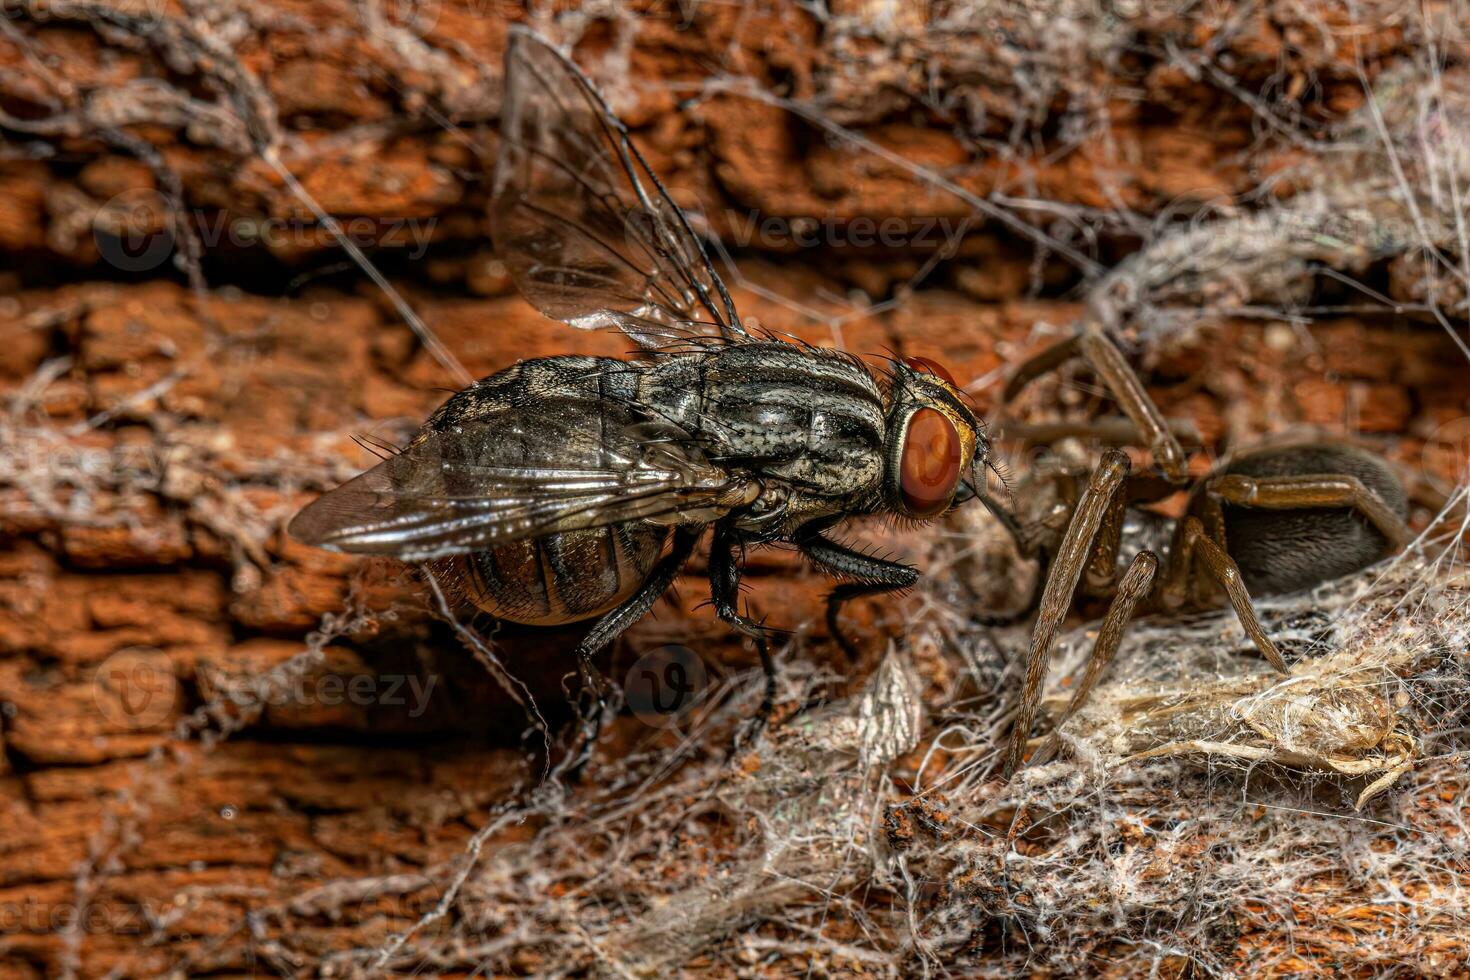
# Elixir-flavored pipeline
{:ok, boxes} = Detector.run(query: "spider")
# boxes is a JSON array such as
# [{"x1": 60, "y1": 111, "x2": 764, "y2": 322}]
[{"x1": 992, "y1": 320, "x2": 1413, "y2": 776}]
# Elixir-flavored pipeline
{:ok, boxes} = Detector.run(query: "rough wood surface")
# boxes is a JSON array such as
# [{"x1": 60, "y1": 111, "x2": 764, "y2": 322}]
[{"x1": 1, "y1": 2, "x2": 1468, "y2": 976}]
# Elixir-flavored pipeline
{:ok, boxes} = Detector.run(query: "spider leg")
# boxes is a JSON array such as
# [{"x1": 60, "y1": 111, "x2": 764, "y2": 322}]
[
  {"x1": 1004, "y1": 332, "x2": 1082, "y2": 398},
  {"x1": 796, "y1": 526, "x2": 919, "y2": 661},
  {"x1": 1157, "y1": 470, "x2": 1409, "y2": 674},
  {"x1": 1001, "y1": 416, "x2": 1202, "y2": 451},
  {"x1": 1084, "y1": 464, "x2": 1129, "y2": 595},
  {"x1": 709, "y1": 521, "x2": 776, "y2": 746},
  {"x1": 1207, "y1": 473, "x2": 1412, "y2": 549},
  {"x1": 558, "y1": 526, "x2": 701, "y2": 776},
  {"x1": 1005, "y1": 448, "x2": 1133, "y2": 777},
  {"x1": 1193, "y1": 477, "x2": 1232, "y2": 607},
  {"x1": 1164, "y1": 516, "x2": 1288, "y2": 674},
  {"x1": 1027, "y1": 549, "x2": 1158, "y2": 768},
  {"x1": 1004, "y1": 319, "x2": 1187, "y2": 483}
]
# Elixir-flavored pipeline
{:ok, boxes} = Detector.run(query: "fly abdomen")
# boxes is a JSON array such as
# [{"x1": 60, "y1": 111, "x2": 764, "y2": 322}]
[{"x1": 459, "y1": 523, "x2": 667, "y2": 625}]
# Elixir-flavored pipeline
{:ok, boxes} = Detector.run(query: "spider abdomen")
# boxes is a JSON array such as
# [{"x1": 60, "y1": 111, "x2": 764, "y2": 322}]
[{"x1": 1217, "y1": 444, "x2": 1407, "y2": 596}]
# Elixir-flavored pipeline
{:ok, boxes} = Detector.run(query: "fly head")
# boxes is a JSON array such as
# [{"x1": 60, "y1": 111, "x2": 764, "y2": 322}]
[{"x1": 882, "y1": 356, "x2": 992, "y2": 520}]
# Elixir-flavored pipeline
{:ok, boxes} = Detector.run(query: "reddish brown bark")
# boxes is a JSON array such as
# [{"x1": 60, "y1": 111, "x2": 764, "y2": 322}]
[{"x1": 1, "y1": 2, "x2": 1467, "y2": 976}]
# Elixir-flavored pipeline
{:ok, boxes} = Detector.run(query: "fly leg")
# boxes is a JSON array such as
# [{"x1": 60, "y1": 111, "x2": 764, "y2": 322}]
[
  {"x1": 709, "y1": 522, "x2": 776, "y2": 749},
  {"x1": 796, "y1": 524, "x2": 920, "y2": 660},
  {"x1": 557, "y1": 526, "x2": 701, "y2": 778}
]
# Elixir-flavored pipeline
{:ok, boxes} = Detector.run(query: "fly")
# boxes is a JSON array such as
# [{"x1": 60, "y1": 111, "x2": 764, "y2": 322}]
[{"x1": 289, "y1": 27, "x2": 995, "y2": 756}]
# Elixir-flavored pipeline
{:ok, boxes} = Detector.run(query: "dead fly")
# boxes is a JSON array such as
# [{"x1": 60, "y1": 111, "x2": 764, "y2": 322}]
[{"x1": 289, "y1": 28, "x2": 996, "y2": 756}]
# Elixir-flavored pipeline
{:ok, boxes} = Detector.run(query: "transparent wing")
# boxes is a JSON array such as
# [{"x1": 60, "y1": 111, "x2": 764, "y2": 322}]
[
  {"x1": 491, "y1": 26, "x2": 747, "y2": 348},
  {"x1": 289, "y1": 422, "x2": 748, "y2": 562}
]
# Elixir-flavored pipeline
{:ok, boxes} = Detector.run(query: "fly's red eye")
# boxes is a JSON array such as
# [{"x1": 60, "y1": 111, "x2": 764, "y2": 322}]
[
  {"x1": 903, "y1": 356, "x2": 956, "y2": 387},
  {"x1": 900, "y1": 408, "x2": 962, "y2": 517}
]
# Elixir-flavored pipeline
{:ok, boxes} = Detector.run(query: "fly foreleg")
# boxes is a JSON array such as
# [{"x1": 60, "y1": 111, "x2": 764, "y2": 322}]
[{"x1": 796, "y1": 525, "x2": 919, "y2": 660}]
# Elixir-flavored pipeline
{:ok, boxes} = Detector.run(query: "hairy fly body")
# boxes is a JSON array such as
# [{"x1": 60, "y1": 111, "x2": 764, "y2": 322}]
[
  {"x1": 289, "y1": 28, "x2": 993, "y2": 753},
  {"x1": 387, "y1": 344, "x2": 909, "y2": 625}
]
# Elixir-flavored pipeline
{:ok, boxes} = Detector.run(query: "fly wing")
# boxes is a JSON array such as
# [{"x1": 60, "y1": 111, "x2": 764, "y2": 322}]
[
  {"x1": 289, "y1": 418, "x2": 749, "y2": 562},
  {"x1": 491, "y1": 27, "x2": 747, "y2": 348}
]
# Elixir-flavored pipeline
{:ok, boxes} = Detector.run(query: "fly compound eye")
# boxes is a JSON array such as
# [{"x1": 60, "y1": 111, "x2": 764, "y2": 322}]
[
  {"x1": 900, "y1": 408, "x2": 962, "y2": 517},
  {"x1": 903, "y1": 355, "x2": 957, "y2": 387}
]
